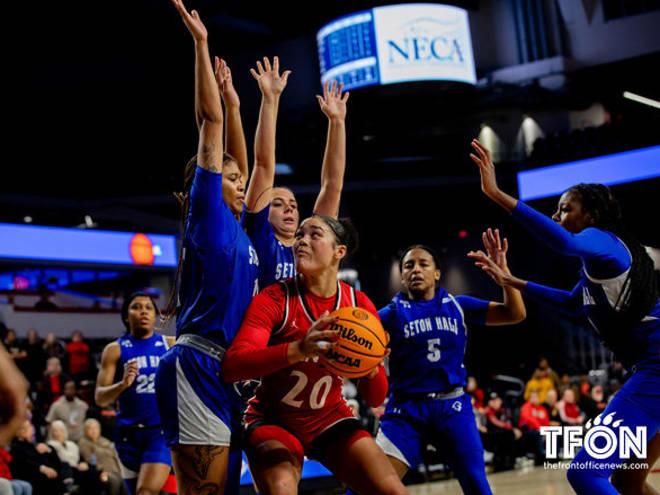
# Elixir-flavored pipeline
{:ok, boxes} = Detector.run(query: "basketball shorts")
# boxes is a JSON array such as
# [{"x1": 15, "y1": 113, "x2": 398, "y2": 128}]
[{"x1": 115, "y1": 424, "x2": 172, "y2": 479}]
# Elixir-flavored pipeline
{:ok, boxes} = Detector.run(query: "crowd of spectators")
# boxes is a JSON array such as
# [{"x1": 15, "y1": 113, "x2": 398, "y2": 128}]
[{"x1": 0, "y1": 326, "x2": 125, "y2": 495}]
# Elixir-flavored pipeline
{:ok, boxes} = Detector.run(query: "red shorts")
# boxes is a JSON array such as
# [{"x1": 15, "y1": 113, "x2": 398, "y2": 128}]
[{"x1": 244, "y1": 400, "x2": 363, "y2": 458}]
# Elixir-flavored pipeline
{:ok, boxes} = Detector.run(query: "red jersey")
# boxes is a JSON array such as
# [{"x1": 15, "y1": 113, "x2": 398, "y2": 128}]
[
  {"x1": 66, "y1": 340, "x2": 90, "y2": 375},
  {"x1": 223, "y1": 277, "x2": 387, "y2": 450}
]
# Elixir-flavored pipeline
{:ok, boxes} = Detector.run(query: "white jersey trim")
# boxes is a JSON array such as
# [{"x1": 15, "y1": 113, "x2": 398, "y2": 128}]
[
  {"x1": 376, "y1": 429, "x2": 411, "y2": 468},
  {"x1": 446, "y1": 294, "x2": 468, "y2": 337}
]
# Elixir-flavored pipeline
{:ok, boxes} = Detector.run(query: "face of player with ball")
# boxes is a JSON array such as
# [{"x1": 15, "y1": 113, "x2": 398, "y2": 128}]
[
  {"x1": 401, "y1": 248, "x2": 440, "y2": 302},
  {"x1": 293, "y1": 217, "x2": 346, "y2": 280}
]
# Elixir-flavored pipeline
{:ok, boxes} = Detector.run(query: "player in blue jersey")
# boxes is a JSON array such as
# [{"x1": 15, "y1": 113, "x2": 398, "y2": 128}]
[
  {"x1": 469, "y1": 139, "x2": 660, "y2": 495},
  {"x1": 354, "y1": 232, "x2": 525, "y2": 495},
  {"x1": 245, "y1": 57, "x2": 349, "y2": 288},
  {"x1": 154, "y1": 2, "x2": 260, "y2": 494},
  {"x1": 95, "y1": 292, "x2": 174, "y2": 495}
]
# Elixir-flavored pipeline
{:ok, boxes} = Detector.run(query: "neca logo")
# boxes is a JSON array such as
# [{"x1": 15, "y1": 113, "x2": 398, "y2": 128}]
[{"x1": 541, "y1": 412, "x2": 647, "y2": 460}]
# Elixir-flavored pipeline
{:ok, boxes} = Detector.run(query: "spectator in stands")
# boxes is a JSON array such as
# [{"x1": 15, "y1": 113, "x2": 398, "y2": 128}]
[
  {"x1": 45, "y1": 380, "x2": 88, "y2": 442},
  {"x1": 542, "y1": 389, "x2": 561, "y2": 426},
  {"x1": 34, "y1": 291, "x2": 57, "y2": 311},
  {"x1": 559, "y1": 373, "x2": 581, "y2": 401},
  {"x1": 557, "y1": 389, "x2": 584, "y2": 426},
  {"x1": 65, "y1": 331, "x2": 91, "y2": 382},
  {"x1": 524, "y1": 368, "x2": 554, "y2": 403},
  {"x1": 466, "y1": 376, "x2": 485, "y2": 409},
  {"x1": 518, "y1": 390, "x2": 548, "y2": 465},
  {"x1": 483, "y1": 392, "x2": 520, "y2": 471},
  {"x1": 538, "y1": 357, "x2": 561, "y2": 391},
  {"x1": 579, "y1": 385, "x2": 607, "y2": 421},
  {"x1": 578, "y1": 374, "x2": 591, "y2": 399},
  {"x1": 36, "y1": 357, "x2": 71, "y2": 419},
  {"x1": 3, "y1": 330, "x2": 26, "y2": 368},
  {"x1": 1, "y1": 445, "x2": 33, "y2": 495},
  {"x1": 78, "y1": 419, "x2": 126, "y2": 495},
  {"x1": 43, "y1": 333, "x2": 66, "y2": 361},
  {"x1": 47, "y1": 420, "x2": 102, "y2": 495},
  {"x1": 9, "y1": 420, "x2": 66, "y2": 494},
  {"x1": 22, "y1": 330, "x2": 46, "y2": 384}
]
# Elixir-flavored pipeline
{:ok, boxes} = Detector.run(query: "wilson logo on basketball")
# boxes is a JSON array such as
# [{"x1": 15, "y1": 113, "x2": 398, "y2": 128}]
[
  {"x1": 329, "y1": 322, "x2": 373, "y2": 351},
  {"x1": 325, "y1": 349, "x2": 361, "y2": 368},
  {"x1": 351, "y1": 309, "x2": 369, "y2": 320}
]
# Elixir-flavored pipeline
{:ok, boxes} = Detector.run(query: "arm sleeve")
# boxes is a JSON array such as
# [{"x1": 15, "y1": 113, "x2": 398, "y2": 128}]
[
  {"x1": 187, "y1": 166, "x2": 239, "y2": 249},
  {"x1": 455, "y1": 295, "x2": 490, "y2": 326},
  {"x1": 222, "y1": 285, "x2": 290, "y2": 382},
  {"x1": 512, "y1": 201, "x2": 624, "y2": 260},
  {"x1": 357, "y1": 365, "x2": 388, "y2": 408},
  {"x1": 524, "y1": 281, "x2": 585, "y2": 316}
]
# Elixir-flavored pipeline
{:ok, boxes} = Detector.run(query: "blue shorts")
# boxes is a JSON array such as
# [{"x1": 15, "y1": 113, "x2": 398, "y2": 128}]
[
  {"x1": 115, "y1": 424, "x2": 172, "y2": 479},
  {"x1": 377, "y1": 392, "x2": 487, "y2": 473},
  {"x1": 155, "y1": 342, "x2": 243, "y2": 447}
]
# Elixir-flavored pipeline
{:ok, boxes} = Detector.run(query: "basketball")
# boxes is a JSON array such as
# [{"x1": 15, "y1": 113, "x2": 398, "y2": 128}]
[{"x1": 320, "y1": 306, "x2": 389, "y2": 378}]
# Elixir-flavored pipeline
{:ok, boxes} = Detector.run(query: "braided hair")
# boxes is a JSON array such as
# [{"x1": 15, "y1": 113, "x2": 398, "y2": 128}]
[
  {"x1": 568, "y1": 183, "x2": 659, "y2": 353},
  {"x1": 164, "y1": 153, "x2": 237, "y2": 325}
]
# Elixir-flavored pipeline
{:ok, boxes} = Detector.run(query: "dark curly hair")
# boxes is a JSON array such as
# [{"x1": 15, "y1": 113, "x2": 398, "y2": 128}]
[{"x1": 121, "y1": 291, "x2": 159, "y2": 333}]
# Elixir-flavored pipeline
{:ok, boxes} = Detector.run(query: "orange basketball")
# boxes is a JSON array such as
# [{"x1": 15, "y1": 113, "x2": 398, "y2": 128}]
[{"x1": 320, "y1": 306, "x2": 389, "y2": 378}]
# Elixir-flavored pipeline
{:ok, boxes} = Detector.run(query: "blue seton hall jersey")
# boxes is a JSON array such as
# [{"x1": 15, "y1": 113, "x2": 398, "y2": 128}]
[
  {"x1": 513, "y1": 201, "x2": 660, "y2": 368},
  {"x1": 117, "y1": 332, "x2": 170, "y2": 427},
  {"x1": 379, "y1": 287, "x2": 489, "y2": 396},
  {"x1": 245, "y1": 204, "x2": 295, "y2": 290},
  {"x1": 176, "y1": 167, "x2": 260, "y2": 348}
]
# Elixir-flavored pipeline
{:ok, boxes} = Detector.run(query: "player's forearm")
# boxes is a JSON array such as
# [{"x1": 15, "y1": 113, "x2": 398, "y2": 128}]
[
  {"x1": 94, "y1": 382, "x2": 128, "y2": 408},
  {"x1": 500, "y1": 284, "x2": 526, "y2": 324},
  {"x1": 254, "y1": 96, "x2": 279, "y2": 169},
  {"x1": 195, "y1": 41, "x2": 223, "y2": 124},
  {"x1": 224, "y1": 105, "x2": 248, "y2": 178},
  {"x1": 314, "y1": 118, "x2": 346, "y2": 218},
  {"x1": 222, "y1": 341, "x2": 291, "y2": 382},
  {"x1": 358, "y1": 365, "x2": 388, "y2": 407}
]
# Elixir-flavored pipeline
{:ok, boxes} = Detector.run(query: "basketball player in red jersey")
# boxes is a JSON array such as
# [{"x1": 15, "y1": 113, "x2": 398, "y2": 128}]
[{"x1": 223, "y1": 215, "x2": 408, "y2": 495}]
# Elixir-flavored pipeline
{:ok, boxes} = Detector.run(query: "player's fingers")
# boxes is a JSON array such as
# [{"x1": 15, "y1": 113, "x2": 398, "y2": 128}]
[
  {"x1": 342, "y1": 91, "x2": 350, "y2": 102},
  {"x1": 273, "y1": 56, "x2": 279, "y2": 73},
  {"x1": 469, "y1": 154, "x2": 483, "y2": 168},
  {"x1": 337, "y1": 82, "x2": 344, "y2": 97},
  {"x1": 263, "y1": 56, "x2": 272, "y2": 72},
  {"x1": 249, "y1": 68, "x2": 259, "y2": 80},
  {"x1": 330, "y1": 80, "x2": 337, "y2": 97},
  {"x1": 313, "y1": 330, "x2": 340, "y2": 341},
  {"x1": 323, "y1": 80, "x2": 329, "y2": 99},
  {"x1": 282, "y1": 70, "x2": 291, "y2": 85},
  {"x1": 503, "y1": 237, "x2": 509, "y2": 252},
  {"x1": 256, "y1": 60, "x2": 264, "y2": 74}
]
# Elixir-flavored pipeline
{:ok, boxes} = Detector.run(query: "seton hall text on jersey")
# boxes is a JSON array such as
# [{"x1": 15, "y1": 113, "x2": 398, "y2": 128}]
[
  {"x1": 128, "y1": 355, "x2": 161, "y2": 369},
  {"x1": 403, "y1": 316, "x2": 458, "y2": 338}
]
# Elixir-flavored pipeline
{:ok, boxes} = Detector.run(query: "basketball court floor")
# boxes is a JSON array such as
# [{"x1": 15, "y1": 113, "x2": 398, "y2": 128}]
[{"x1": 407, "y1": 465, "x2": 660, "y2": 494}]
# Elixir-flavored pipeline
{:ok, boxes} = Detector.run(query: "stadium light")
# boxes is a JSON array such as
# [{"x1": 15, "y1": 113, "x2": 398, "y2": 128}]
[{"x1": 623, "y1": 91, "x2": 660, "y2": 110}]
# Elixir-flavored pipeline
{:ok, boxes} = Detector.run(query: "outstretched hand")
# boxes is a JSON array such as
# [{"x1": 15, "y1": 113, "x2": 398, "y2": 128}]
[
  {"x1": 482, "y1": 228, "x2": 509, "y2": 271},
  {"x1": 250, "y1": 56, "x2": 291, "y2": 100},
  {"x1": 171, "y1": 0, "x2": 207, "y2": 43},
  {"x1": 469, "y1": 139, "x2": 502, "y2": 200},
  {"x1": 215, "y1": 57, "x2": 240, "y2": 108},
  {"x1": 317, "y1": 81, "x2": 349, "y2": 121}
]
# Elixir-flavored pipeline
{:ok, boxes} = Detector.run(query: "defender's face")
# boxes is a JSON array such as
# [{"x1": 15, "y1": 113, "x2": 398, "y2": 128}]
[{"x1": 401, "y1": 249, "x2": 440, "y2": 298}]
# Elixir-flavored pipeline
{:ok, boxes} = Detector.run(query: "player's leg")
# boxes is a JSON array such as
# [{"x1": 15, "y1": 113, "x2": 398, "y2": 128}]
[
  {"x1": 611, "y1": 431, "x2": 660, "y2": 495},
  {"x1": 244, "y1": 424, "x2": 304, "y2": 495},
  {"x1": 156, "y1": 345, "x2": 235, "y2": 495},
  {"x1": 115, "y1": 428, "x2": 140, "y2": 495},
  {"x1": 135, "y1": 426, "x2": 173, "y2": 495},
  {"x1": 135, "y1": 463, "x2": 171, "y2": 495},
  {"x1": 317, "y1": 420, "x2": 408, "y2": 495},
  {"x1": 567, "y1": 367, "x2": 660, "y2": 495},
  {"x1": 433, "y1": 395, "x2": 492, "y2": 495}
]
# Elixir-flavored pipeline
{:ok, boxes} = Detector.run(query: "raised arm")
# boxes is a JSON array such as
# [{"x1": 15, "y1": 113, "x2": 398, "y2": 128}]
[
  {"x1": 216, "y1": 57, "x2": 248, "y2": 180},
  {"x1": 313, "y1": 81, "x2": 349, "y2": 218},
  {"x1": 468, "y1": 230, "x2": 584, "y2": 317},
  {"x1": 94, "y1": 343, "x2": 138, "y2": 407},
  {"x1": 172, "y1": 0, "x2": 223, "y2": 173},
  {"x1": 245, "y1": 56, "x2": 291, "y2": 213},
  {"x1": 469, "y1": 139, "x2": 518, "y2": 212},
  {"x1": 0, "y1": 342, "x2": 28, "y2": 445}
]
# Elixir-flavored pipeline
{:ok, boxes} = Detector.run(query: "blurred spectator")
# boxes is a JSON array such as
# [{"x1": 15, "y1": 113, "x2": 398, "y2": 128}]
[
  {"x1": 524, "y1": 368, "x2": 554, "y2": 403},
  {"x1": 578, "y1": 374, "x2": 591, "y2": 399},
  {"x1": 47, "y1": 420, "x2": 103, "y2": 495},
  {"x1": 9, "y1": 420, "x2": 66, "y2": 494},
  {"x1": 65, "y1": 331, "x2": 91, "y2": 382},
  {"x1": 3, "y1": 330, "x2": 27, "y2": 367},
  {"x1": 609, "y1": 361, "x2": 626, "y2": 383},
  {"x1": 538, "y1": 357, "x2": 561, "y2": 391},
  {"x1": 22, "y1": 330, "x2": 46, "y2": 384},
  {"x1": 44, "y1": 333, "x2": 66, "y2": 361},
  {"x1": 557, "y1": 389, "x2": 584, "y2": 426},
  {"x1": 559, "y1": 374, "x2": 580, "y2": 401},
  {"x1": 542, "y1": 389, "x2": 562, "y2": 426},
  {"x1": 1, "y1": 445, "x2": 33, "y2": 495},
  {"x1": 466, "y1": 376, "x2": 485, "y2": 409},
  {"x1": 45, "y1": 381, "x2": 88, "y2": 442},
  {"x1": 518, "y1": 390, "x2": 548, "y2": 465},
  {"x1": 36, "y1": 358, "x2": 71, "y2": 418},
  {"x1": 78, "y1": 419, "x2": 126, "y2": 495},
  {"x1": 580, "y1": 385, "x2": 608, "y2": 420},
  {"x1": 483, "y1": 392, "x2": 520, "y2": 471},
  {"x1": 34, "y1": 291, "x2": 57, "y2": 311}
]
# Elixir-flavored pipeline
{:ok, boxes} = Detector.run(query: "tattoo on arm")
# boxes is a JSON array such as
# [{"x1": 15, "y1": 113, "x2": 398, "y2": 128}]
[{"x1": 200, "y1": 143, "x2": 219, "y2": 173}]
